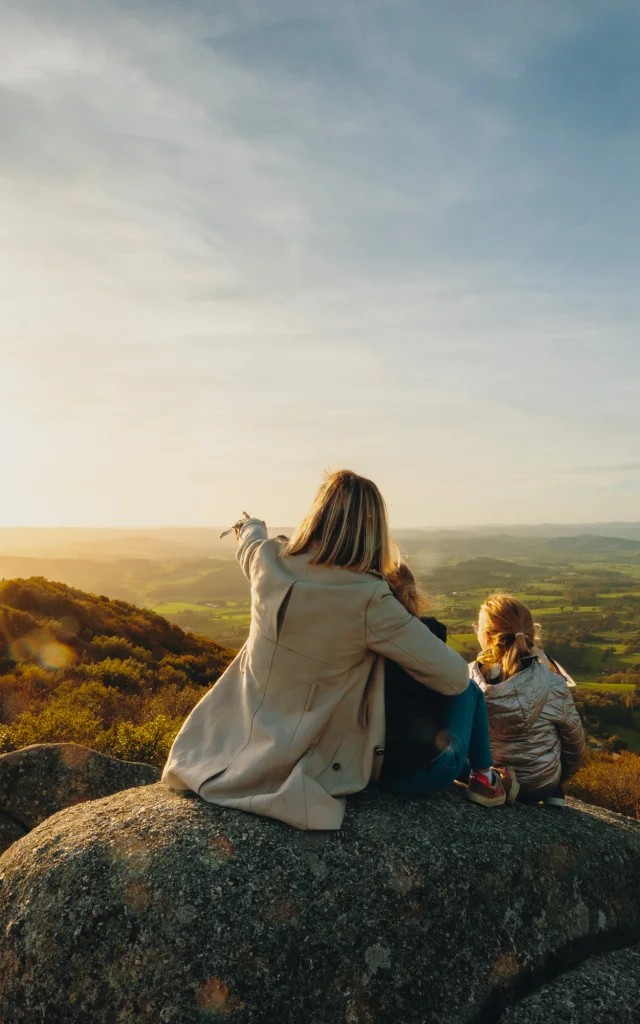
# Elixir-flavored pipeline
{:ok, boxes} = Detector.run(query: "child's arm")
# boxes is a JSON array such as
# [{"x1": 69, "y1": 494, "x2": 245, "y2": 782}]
[{"x1": 556, "y1": 689, "x2": 586, "y2": 780}]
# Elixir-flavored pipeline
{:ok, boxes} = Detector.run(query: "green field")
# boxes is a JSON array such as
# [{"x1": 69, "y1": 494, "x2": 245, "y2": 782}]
[
  {"x1": 577, "y1": 682, "x2": 636, "y2": 694},
  {"x1": 153, "y1": 601, "x2": 216, "y2": 614},
  {"x1": 152, "y1": 600, "x2": 252, "y2": 648},
  {"x1": 427, "y1": 556, "x2": 640, "y2": 685},
  {"x1": 146, "y1": 552, "x2": 640, "y2": 692}
]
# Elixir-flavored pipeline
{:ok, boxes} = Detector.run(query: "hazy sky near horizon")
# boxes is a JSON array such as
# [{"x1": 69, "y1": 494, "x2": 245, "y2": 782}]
[{"x1": 2, "y1": 0, "x2": 639, "y2": 528}]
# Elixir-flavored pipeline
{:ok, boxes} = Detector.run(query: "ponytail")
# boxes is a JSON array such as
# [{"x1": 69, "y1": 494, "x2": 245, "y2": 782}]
[
  {"x1": 476, "y1": 595, "x2": 539, "y2": 682},
  {"x1": 500, "y1": 629, "x2": 534, "y2": 681}
]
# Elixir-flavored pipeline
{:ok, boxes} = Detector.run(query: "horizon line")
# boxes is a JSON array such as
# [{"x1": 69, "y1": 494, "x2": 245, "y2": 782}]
[{"x1": 0, "y1": 522, "x2": 639, "y2": 532}]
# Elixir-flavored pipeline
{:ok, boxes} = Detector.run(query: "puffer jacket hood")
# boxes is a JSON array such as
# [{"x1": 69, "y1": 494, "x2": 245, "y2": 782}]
[{"x1": 469, "y1": 655, "x2": 585, "y2": 792}]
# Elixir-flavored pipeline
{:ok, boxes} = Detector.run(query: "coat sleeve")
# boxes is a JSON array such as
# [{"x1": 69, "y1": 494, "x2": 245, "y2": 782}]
[
  {"x1": 365, "y1": 581, "x2": 469, "y2": 695},
  {"x1": 236, "y1": 519, "x2": 268, "y2": 581},
  {"x1": 557, "y1": 689, "x2": 586, "y2": 780}
]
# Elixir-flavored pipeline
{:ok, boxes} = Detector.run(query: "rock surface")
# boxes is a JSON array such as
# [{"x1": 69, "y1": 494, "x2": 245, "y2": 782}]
[
  {"x1": 0, "y1": 811, "x2": 27, "y2": 855},
  {"x1": 501, "y1": 943, "x2": 640, "y2": 1023},
  {"x1": 1, "y1": 785, "x2": 640, "y2": 1024},
  {"x1": 0, "y1": 743, "x2": 160, "y2": 831}
]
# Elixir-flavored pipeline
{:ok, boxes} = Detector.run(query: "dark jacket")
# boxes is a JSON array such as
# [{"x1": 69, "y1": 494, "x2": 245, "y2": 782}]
[{"x1": 381, "y1": 616, "x2": 453, "y2": 776}]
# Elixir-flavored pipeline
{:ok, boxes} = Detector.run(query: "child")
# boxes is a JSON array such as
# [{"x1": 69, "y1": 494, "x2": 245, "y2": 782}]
[
  {"x1": 470, "y1": 594, "x2": 585, "y2": 806},
  {"x1": 380, "y1": 564, "x2": 518, "y2": 807}
]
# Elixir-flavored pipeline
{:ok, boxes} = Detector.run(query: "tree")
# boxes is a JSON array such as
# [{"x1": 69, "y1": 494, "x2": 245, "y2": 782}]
[{"x1": 601, "y1": 646, "x2": 616, "y2": 666}]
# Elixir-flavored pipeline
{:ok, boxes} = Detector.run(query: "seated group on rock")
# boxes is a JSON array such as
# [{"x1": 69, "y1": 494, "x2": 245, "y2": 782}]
[{"x1": 163, "y1": 470, "x2": 585, "y2": 831}]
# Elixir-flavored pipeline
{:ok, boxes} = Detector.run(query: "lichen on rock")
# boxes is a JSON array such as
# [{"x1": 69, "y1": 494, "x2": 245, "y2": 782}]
[{"x1": 1, "y1": 782, "x2": 640, "y2": 1023}]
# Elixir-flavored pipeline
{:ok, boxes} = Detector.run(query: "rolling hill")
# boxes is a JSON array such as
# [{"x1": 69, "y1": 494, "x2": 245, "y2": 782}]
[{"x1": 0, "y1": 577, "x2": 235, "y2": 766}]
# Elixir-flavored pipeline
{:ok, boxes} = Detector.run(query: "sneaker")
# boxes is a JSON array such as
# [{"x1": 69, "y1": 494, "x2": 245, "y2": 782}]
[
  {"x1": 496, "y1": 766, "x2": 520, "y2": 805},
  {"x1": 466, "y1": 770, "x2": 507, "y2": 807},
  {"x1": 546, "y1": 785, "x2": 565, "y2": 807}
]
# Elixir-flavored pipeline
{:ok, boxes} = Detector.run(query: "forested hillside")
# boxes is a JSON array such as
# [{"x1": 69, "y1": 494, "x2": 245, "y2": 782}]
[{"x1": 0, "y1": 578, "x2": 235, "y2": 766}]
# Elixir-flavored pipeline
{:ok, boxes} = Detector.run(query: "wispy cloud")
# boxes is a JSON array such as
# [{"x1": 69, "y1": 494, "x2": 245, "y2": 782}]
[{"x1": 2, "y1": 0, "x2": 639, "y2": 525}]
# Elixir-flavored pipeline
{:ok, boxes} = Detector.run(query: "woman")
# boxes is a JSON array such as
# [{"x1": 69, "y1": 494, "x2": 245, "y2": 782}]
[
  {"x1": 381, "y1": 564, "x2": 518, "y2": 807},
  {"x1": 163, "y1": 469, "x2": 469, "y2": 830}
]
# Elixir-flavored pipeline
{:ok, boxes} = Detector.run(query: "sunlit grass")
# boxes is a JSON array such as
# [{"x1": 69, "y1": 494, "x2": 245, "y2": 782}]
[{"x1": 577, "y1": 682, "x2": 636, "y2": 693}]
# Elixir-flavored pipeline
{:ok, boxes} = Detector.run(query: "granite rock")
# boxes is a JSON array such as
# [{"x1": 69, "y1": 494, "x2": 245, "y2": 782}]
[
  {"x1": 501, "y1": 943, "x2": 640, "y2": 1023},
  {"x1": 1, "y1": 783, "x2": 640, "y2": 1023},
  {"x1": 0, "y1": 743, "x2": 160, "y2": 831},
  {"x1": 0, "y1": 810, "x2": 27, "y2": 855}
]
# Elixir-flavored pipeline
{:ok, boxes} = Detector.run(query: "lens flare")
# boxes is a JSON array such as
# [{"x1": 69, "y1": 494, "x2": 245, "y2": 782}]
[
  {"x1": 39, "y1": 641, "x2": 73, "y2": 669},
  {"x1": 8, "y1": 629, "x2": 74, "y2": 669}
]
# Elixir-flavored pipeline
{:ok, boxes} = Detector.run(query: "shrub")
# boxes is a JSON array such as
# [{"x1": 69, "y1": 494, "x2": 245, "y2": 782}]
[
  {"x1": 567, "y1": 751, "x2": 640, "y2": 820},
  {"x1": 598, "y1": 670, "x2": 640, "y2": 687},
  {"x1": 89, "y1": 635, "x2": 151, "y2": 664},
  {"x1": 0, "y1": 725, "x2": 15, "y2": 754},
  {"x1": 7, "y1": 703, "x2": 103, "y2": 751},
  {"x1": 87, "y1": 657, "x2": 151, "y2": 694},
  {"x1": 96, "y1": 715, "x2": 182, "y2": 767},
  {"x1": 144, "y1": 683, "x2": 203, "y2": 721}
]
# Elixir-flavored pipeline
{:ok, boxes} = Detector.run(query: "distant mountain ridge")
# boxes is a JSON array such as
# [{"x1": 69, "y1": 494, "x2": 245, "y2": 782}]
[{"x1": 2, "y1": 522, "x2": 640, "y2": 560}]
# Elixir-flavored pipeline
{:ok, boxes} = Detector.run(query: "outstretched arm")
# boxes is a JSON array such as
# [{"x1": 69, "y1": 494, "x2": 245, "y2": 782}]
[
  {"x1": 236, "y1": 518, "x2": 268, "y2": 581},
  {"x1": 365, "y1": 581, "x2": 469, "y2": 695}
]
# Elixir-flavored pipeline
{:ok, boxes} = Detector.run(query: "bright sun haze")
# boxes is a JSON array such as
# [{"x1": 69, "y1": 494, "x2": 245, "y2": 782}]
[{"x1": 2, "y1": 1, "x2": 639, "y2": 528}]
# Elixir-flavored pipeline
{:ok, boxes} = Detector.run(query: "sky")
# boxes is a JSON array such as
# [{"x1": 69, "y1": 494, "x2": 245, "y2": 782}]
[{"x1": 2, "y1": 0, "x2": 639, "y2": 528}]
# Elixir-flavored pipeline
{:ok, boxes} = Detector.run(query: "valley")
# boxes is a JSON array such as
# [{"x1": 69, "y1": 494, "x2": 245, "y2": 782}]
[{"x1": 2, "y1": 525, "x2": 640, "y2": 755}]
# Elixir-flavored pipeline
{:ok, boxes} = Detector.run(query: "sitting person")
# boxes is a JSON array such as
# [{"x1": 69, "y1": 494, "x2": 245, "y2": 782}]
[
  {"x1": 379, "y1": 564, "x2": 518, "y2": 807},
  {"x1": 162, "y1": 470, "x2": 469, "y2": 831},
  {"x1": 470, "y1": 594, "x2": 585, "y2": 807}
]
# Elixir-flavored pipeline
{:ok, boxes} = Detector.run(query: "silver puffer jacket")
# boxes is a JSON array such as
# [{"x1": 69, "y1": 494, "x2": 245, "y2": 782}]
[{"x1": 469, "y1": 657, "x2": 585, "y2": 793}]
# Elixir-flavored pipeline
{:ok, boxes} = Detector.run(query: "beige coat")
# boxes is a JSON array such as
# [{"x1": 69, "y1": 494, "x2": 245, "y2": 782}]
[
  {"x1": 163, "y1": 519, "x2": 469, "y2": 830},
  {"x1": 469, "y1": 657, "x2": 585, "y2": 792}
]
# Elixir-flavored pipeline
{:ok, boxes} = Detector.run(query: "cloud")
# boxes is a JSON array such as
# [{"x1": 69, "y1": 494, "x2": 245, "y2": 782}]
[{"x1": 1, "y1": 0, "x2": 639, "y2": 525}]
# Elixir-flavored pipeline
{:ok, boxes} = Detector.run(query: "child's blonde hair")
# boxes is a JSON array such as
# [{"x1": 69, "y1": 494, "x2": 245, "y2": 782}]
[
  {"x1": 386, "y1": 562, "x2": 429, "y2": 617},
  {"x1": 476, "y1": 593, "x2": 541, "y2": 682}
]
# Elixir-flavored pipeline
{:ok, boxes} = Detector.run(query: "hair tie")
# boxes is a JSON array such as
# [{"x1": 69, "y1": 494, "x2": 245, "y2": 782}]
[{"x1": 515, "y1": 632, "x2": 526, "y2": 639}]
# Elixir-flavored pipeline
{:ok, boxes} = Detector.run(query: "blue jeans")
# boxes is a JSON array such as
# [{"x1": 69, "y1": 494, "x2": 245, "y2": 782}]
[{"x1": 381, "y1": 681, "x2": 493, "y2": 796}]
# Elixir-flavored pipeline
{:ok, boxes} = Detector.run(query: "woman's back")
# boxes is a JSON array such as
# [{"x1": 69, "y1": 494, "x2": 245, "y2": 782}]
[{"x1": 163, "y1": 519, "x2": 469, "y2": 830}]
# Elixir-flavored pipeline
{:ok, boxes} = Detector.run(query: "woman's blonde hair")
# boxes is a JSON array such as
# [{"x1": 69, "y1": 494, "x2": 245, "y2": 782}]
[
  {"x1": 386, "y1": 562, "x2": 429, "y2": 617},
  {"x1": 476, "y1": 593, "x2": 540, "y2": 682},
  {"x1": 284, "y1": 469, "x2": 399, "y2": 576}
]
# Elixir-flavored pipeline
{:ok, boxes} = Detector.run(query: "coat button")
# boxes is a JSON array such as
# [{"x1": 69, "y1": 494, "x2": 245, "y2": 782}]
[
  {"x1": 332, "y1": 762, "x2": 341, "y2": 771},
  {"x1": 374, "y1": 747, "x2": 385, "y2": 756}
]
